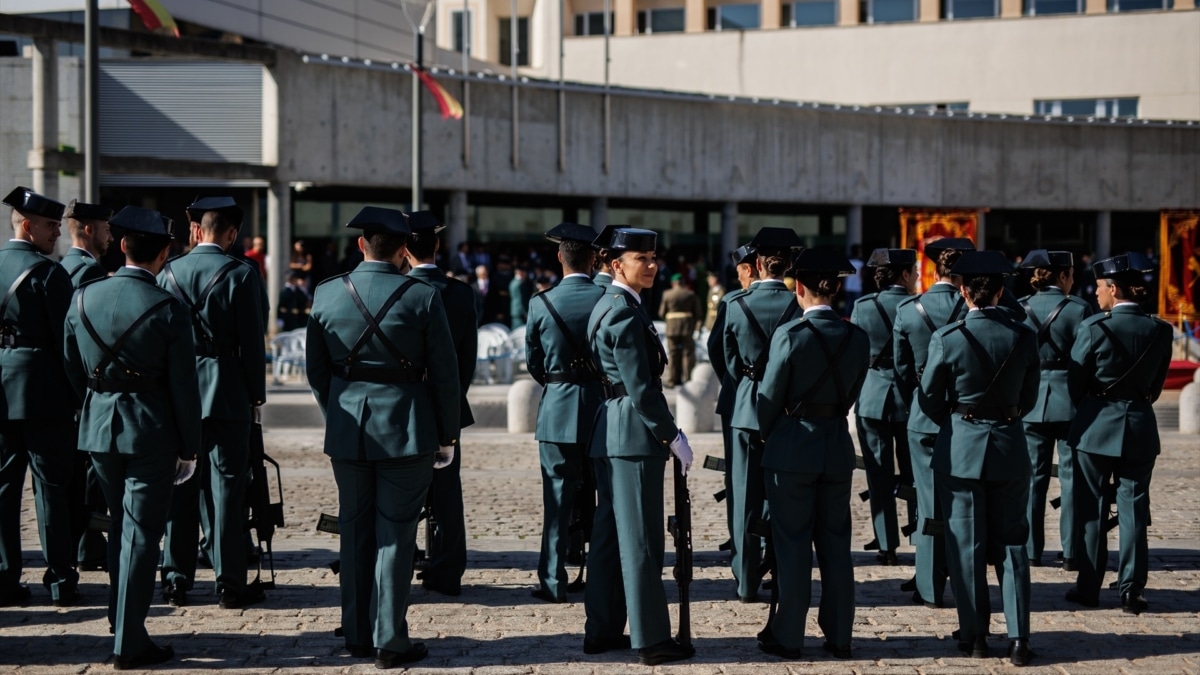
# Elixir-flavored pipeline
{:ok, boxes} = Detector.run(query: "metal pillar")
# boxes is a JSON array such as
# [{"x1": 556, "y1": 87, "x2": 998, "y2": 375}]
[
  {"x1": 84, "y1": 0, "x2": 99, "y2": 201},
  {"x1": 845, "y1": 204, "x2": 863, "y2": 254},
  {"x1": 267, "y1": 182, "x2": 292, "y2": 335},
  {"x1": 448, "y1": 190, "x2": 469, "y2": 256},
  {"x1": 1095, "y1": 211, "x2": 1111, "y2": 259},
  {"x1": 590, "y1": 197, "x2": 608, "y2": 231},
  {"x1": 31, "y1": 38, "x2": 58, "y2": 200},
  {"x1": 721, "y1": 201, "x2": 738, "y2": 267},
  {"x1": 976, "y1": 209, "x2": 987, "y2": 250}
]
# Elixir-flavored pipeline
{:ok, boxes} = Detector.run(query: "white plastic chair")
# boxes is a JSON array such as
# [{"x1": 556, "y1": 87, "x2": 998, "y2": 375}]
[{"x1": 270, "y1": 329, "x2": 307, "y2": 384}]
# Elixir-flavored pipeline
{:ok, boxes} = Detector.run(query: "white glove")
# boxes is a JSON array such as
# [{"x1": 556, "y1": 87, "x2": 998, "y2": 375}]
[
  {"x1": 434, "y1": 445, "x2": 456, "y2": 469},
  {"x1": 173, "y1": 458, "x2": 197, "y2": 485},
  {"x1": 669, "y1": 431, "x2": 693, "y2": 476}
]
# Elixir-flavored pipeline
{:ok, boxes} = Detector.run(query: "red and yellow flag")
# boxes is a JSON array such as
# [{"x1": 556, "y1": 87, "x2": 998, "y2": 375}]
[
  {"x1": 127, "y1": 0, "x2": 180, "y2": 37},
  {"x1": 413, "y1": 65, "x2": 464, "y2": 120},
  {"x1": 899, "y1": 208, "x2": 979, "y2": 292},
  {"x1": 1158, "y1": 210, "x2": 1200, "y2": 322}
]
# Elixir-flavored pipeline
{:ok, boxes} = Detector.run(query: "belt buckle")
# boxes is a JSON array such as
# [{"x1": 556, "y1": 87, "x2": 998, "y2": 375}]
[{"x1": 0, "y1": 333, "x2": 13, "y2": 348}]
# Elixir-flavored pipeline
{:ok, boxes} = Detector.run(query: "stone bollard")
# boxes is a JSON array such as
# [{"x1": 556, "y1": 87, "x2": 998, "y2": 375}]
[
  {"x1": 507, "y1": 378, "x2": 543, "y2": 433},
  {"x1": 1180, "y1": 367, "x2": 1200, "y2": 434},
  {"x1": 675, "y1": 362, "x2": 719, "y2": 434}
]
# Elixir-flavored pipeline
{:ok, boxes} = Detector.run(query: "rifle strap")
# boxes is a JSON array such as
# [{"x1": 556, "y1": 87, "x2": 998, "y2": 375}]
[
  {"x1": 1096, "y1": 319, "x2": 1169, "y2": 398},
  {"x1": 164, "y1": 259, "x2": 242, "y2": 343},
  {"x1": 0, "y1": 259, "x2": 53, "y2": 331},
  {"x1": 537, "y1": 292, "x2": 587, "y2": 366},
  {"x1": 77, "y1": 286, "x2": 173, "y2": 377},
  {"x1": 342, "y1": 276, "x2": 418, "y2": 369}
]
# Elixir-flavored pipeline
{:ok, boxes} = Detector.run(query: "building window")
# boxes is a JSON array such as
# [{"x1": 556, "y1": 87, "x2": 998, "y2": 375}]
[
  {"x1": 499, "y1": 17, "x2": 529, "y2": 66},
  {"x1": 574, "y1": 11, "x2": 612, "y2": 35},
  {"x1": 944, "y1": 0, "x2": 998, "y2": 19},
  {"x1": 783, "y1": 0, "x2": 839, "y2": 25},
  {"x1": 1108, "y1": 0, "x2": 1172, "y2": 9},
  {"x1": 637, "y1": 8, "x2": 686, "y2": 33},
  {"x1": 1034, "y1": 98, "x2": 1139, "y2": 117},
  {"x1": 860, "y1": 0, "x2": 917, "y2": 23},
  {"x1": 706, "y1": 4, "x2": 761, "y2": 30},
  {"x1": 1024, "y1": 0, "x2": 1081, "y2": 13},
  {"x1": 900, "y1": 102, "x2": 970, "y2": 112},
  {"x1": 451, "y1": 10, "x2": 472, "y2": 53}
]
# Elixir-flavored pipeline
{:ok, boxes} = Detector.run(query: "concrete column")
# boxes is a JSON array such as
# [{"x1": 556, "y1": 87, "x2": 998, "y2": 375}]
[
  {"x1": 761, "y1": 0, "x2": 782, "y2": 29},
  {"x1": 845, "y1": 205, "x2": 863, "y2": 255},
  {"x1": 686, "y1": 0, "x2": 706, "y2": 32},
  {"x1": 590, "y1": 197, "x2": 609, "y2": 231},
  {"x1": 1095, "y1": 211, "x2": 1111, "y2": 259},
  {"x1": 31, "y1": 38, "x2": 59, "y2": 200},
  {"x1": 838, "y1": 0, "x2": 859, "y2": 24},
  {"x1": 975, "y1": 209, "x2": 987, "y2": 250},
  {"x1": 1084, "y1": 0, "x2": 1105, "y2": 13},
  {"x1": 267, "y1": 182, "x2": 292, "y2": 336},
  {"x1": 448, "y1": 189, "x2": 469, "y2": 255},
  {"x1": 919, "y1": 0, "x2": 940, "y2": 21},
  {"x1": 720, "y1": 201, "x2": 738, "y2": 269},
  {"x1": 615, "y1": 0, "x2": 634, "y2": 35},
  {"x1": 1000, "y1": 0, "x2": 1022, "y2": 17}
]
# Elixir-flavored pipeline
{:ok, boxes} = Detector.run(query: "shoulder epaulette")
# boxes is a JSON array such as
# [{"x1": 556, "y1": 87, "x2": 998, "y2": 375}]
[
  {"x1": 166, "y1": 253, "x2": 187, "y2": 264},
  {"x1": 936, "y1": 320, "x2": 968, "y2": 337},
  {"x1": 896, "y1": 295, "x2": 920, "y2": 308},
  {"x1": 315, "y1": 272, "x2": 349, "y2": 288},
  {"x1": 856, "y1": 292, "x2": 879, "y2": 304},
  {"x1": 77, "y1": 275, "x2": 108, "y2": 289}
]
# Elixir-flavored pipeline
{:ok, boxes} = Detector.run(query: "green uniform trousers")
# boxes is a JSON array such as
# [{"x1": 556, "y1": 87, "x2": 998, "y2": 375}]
[
  {"x1": 0, "y1": 421, "x2": 79, "y2": 600},
  {"x1": 908, "y1": 430, "x2": 947, "y2": 604},
  {"x1": 937, "y1": 472, "x2": 1031, "y2": 641},
  {"x1": 764, "y1": 468, "x2": 855, "y2": 651},
  {"x1": 68, "y1": 451, "x2": 108, "y2": 567},
  {"x1": 664, "y1": 335, "x2": 695, "y2": 387},
  {"x1": 422, "y1": 439, "x2": 466, "y2": 592},
  {"x1": 584, "y1": 456, "x2": 670, "y2": 650},
  {"x1": 730, "y1": 428, "x2": 766, "y2": 600},
  {"x1": 332, "y1": 454, "x2": 433, "y2": 652},
  {"x1": 720, "y1": 414, "x2": 735, "y2": 554},
  {"x1": 162, "y1": 420, "x2": 251, "y2": 593},
  {"x1": 1024, "y1": 420, "x2": 1076, "y2": 563},
  {"x1": 537, "y1": 440, "x2": 584, "y2": 600},
  {"x1": 856, "y1": 417, "x2": 914, "y2": 553},
  {"x1": 1073, "y1": 451, "x2": 1154, "y2": 598},
  {"x1": 91, "y1": 449, "x2": 176, "y2": 657}
]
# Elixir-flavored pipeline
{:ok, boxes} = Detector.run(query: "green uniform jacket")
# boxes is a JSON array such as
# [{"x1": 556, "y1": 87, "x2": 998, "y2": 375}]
[
  {"x1": 593, "y1": 272, "x2": 613, "y2": 289},
  {"x1": 526, "y1": 275, "x2": 605, "y2": 443},
  {"x1": 1018, "y1": 288, "x2": 1092, "y2": 423},
  {"x1": 758, "y1": 308, "x2": 869, "y2": 474},
  {"x1": 706, "y1": 287, "x2": 748, "y2": 417},
  {"x1": 60, "y1": 247, "x2": 107, "y2": 288},
  {"x1": 0, "y1": 240, "x2": 75, "y2": 419},
  {"x1": 587, "y1": 287, "x2": 676, "y2": 458},
  {"x1": 63, "y1": 268, "x2": 203, "y2": 459},
  {"x1": 894, "y1": 282, "x2": 966, "y2": 434},
  {"x1": 1067, "y1": 304, "x2": 1172, "y2": 459},
  {"x1": 159, "y1": 245, "x2": 266, "y2": 421},
  {"x1": 919, "y1": 308, "x2": 1040, "y2": 481},
  {"x1": 658, "y1": 286, "x2": 701, "y2": 338},
  {"x1": 723, "y1": 280, "x2": 797, "y2": 431},
  {"x1": 408, "y1": 265, "x2": 478, "y2": 428},
  {"x1": 306, "y1": 262, "x2": 461, "y2": 458},
  {"x1": 851, "y1": 287, "x2": 911, "y2": 422}
]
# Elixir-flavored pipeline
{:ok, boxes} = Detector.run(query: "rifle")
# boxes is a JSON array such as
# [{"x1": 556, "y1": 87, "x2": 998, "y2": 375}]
[
  {"x1": 565, "y1": 459, "x2": 596, "y2": 591},
  {"x1": 246, "y1": 419, "x2": 285, "y2": 589},
  {"x1": 702, "y1": 455, "x2": 733, "y2": 553},
  {"x1": 666, "y1": 456, "x2": 692, "y2": 646},
  {"x1": 751, "y1": 516, "x2": 778, "y2": 642}
]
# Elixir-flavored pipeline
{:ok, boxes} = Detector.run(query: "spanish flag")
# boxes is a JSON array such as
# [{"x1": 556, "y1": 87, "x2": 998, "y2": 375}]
[
  {"x1": 413, "y1": 65, "x2": 464, "y2": 120},
  {"x1": 127, "y1": 0, "x2": 180, "y2": 38}
]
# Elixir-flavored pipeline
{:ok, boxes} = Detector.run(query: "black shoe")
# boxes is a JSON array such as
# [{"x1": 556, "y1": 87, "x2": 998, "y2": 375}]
[
  {"x1": 738, "y1": 593, "x2": 765, "y2": 604},
  {"x1": 1064, "y1": 586, "x2": 1099, "y2": 608},
  {"x1": 346, "y1": 644, "x2": 373, "y2": 658},
  {"x1": 113, "y1": 644, "x2": 174, "y2": 670},
  {"x1": 1009, "y1": 638, "x2": 1035, "y2": 666},
  {"x1": 566, "y1": 578, "x2": 586, "y2": 592},
  {"x1": 1062, "y1": 557, "x2": 1077, "y2": 572},
  {"x1": 218, "y1": 585, "x2": 266, "y2": 610},
  {"x1": 197, "y1": 547, "x2": 214, "y2": 570},
  {"x1": 637, "y1": 639, "x2": 694, "y2": 666},
  {"x1": 421, "y1": 578, "x2": 462, "y2": 597},
  {"x1": 530, "y1": 588, "x2": 565, "y2": 604},
  {"x1": 375, "y1": 644, "x2": 427, "y2": 669},
  {"x1": 822, "y1": 642, "x2": 851, "y2": 659},
  {"x1": 162, "y1": 581, "x2": 187, "y2": 607},
  {"x1": 1121, "y1": 591, "x2": 1149, "y2": 615},
  {"x1": 582, "y1": 635, "x2": 631, "y2": 654},
  {"x1": 0, "y1": 585, "x2": 31, "y2": 608},
  {"x1": 876, "y1": 550, "x2": 898, "y2": 566},
  {"x1": 761, "y1": 578, "x2": 776, "y2": 591},
  {"x1": 758, "y1": 641, "x2": 803, "y2": 660},
  {"x1": 1030, "y1": 556, "x2": 1043, "y2": 567},
  {"x1": 78, "y1": 559, "x2": 107, "y2": 572},
  {"x1": 864, "y1": 538, "x2": 880, "y2": 551},
  {"x1": 899, "y1": 576, "x2": 917, "y2": 592},
  {"x1": 912, "y1": 591, "x2": 942, "y2": 608},
  {"x1": 957, "y1": 635, "x2": 988, "y2": 658},
  {"x1": 52, "y1": 587, "x2": 81, "y2": 608}
]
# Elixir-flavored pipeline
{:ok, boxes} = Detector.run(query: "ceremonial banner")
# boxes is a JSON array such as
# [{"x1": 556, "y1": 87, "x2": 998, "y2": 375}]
[
  {"x1": 899, "y1": 209, "x2": 979, "y2": 292},
  {"x1": 1158, "y1": 210, "x2": 1200, "y2": 322}
]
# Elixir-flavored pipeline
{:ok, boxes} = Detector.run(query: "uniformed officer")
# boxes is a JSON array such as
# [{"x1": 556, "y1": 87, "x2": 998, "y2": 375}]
[
  {"x1": 723, "y1": 227, "x2": 803, "y2": 602},
  {"x1": 658, "y1": 273, "x2": 702, "y2": 387},
  {"x1": 0, "y1": 186, "x2": 79, "y2": 607},
  {"x1": 584, "y1": 227, "x2": 694, "y2": 666},
  {"x1": 919, "y1": 250, "x2": 1040, "y2": 666},
  {"x1": 160, "y1": 196, "x2": 267, "y2": 610},
  {"x1": 851, "y1": 248, "x2": 918, "y2": 566},
  {"x1": 1017, "y1": 250, "x2": 1092, "y2": 569},
  {"x1": 892, "y1": 236, "x2": 974, "y2": 607},
  {"x1": 306, "y1": 206, "x2": 460, "y2": 668},
  {"x1": 403, "y1": 210, "x2": 478, "y2": 597},
  {"x1": 60, "y1": 199, "x2": 114, "y2": 573},
  {"x1": 278, "y1": 271, "x2": 310, "y2": 332},
  {"x1": 591, "y1": 225, "x2": 618, "y2": 288},
  {"x1": 703, "y1": 271, "x2": 725, "y2": 332},
  {"x1": 1064, "y1": 252, "x2": 1172, "y2": 615},
  {"x1": 63, "y1": 205, "x2": 203, "y2": 669},
  {"x1": 757, "y1": 248, "x2": 868, "y2": 660},
  {"x1": 526, "y1": 223, "x2": 605, "y2": 603}
]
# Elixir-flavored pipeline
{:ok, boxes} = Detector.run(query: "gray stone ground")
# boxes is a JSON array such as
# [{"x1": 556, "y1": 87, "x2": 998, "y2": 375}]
[{"x1": 2, "y1": 386, "x2": 1198, "y2": 673}]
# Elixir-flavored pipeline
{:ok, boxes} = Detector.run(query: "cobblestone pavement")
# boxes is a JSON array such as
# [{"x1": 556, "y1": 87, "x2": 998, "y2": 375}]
[{"x1": 3, "y1": 414, "x2": 1198, "y2": 673}]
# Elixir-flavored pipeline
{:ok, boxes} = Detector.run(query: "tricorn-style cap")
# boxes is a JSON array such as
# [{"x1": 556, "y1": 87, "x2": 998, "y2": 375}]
[
  {"x1": 866, "y1": 248, "x2": 917, "y2": 268},
  {"x1": 186, "y1": 196, "x2": 243, "y2": 227},
  {"x1": 545, "y1": 222, "x2": 598, "y2": 245},
  {"x1": 950, "y1": 250, "x2": 1015, "y2": 277},
  {"x1": 787, "y1": 248, "x2": 856, "y2": 277},
  {"x1": 109, "y1": 206, "x2": 174, "y2": 239},
  {"x1": 748, "y1": 227, "x2": 803, "y2": 252},
  {"x1": 1092, "y1": 252, "x2": 1154, "y2": 280},
  {"x1": 924, "y1": 237, "x2": 976, "y2": 256},
  {"x1": 591, "y1": 224, "x2": 620, "y2": 250},
  {"x1": 729, "y1": 244, "x2": 757, "y2": 266},
  {"x1": 345, "y1": 206, "x2": 411, "y2": 236},
  {"x1": 407, "y1": 210, "x2": 445, "y2": 234},
  {"x1": 3, "y1": 186, "x2": 65, "y2": 220},
  {"x1": 64, "y1": 199, "x2": 113, "y2": 222},
  {"x1": 1021, "y1": 249, "x2": 1074, "y2": 269},
  {"x1": 608, "y1": 228, "x2": 657, "y2": 253}
]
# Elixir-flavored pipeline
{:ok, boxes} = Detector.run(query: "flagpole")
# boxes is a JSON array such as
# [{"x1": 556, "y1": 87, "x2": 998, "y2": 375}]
[
  {"x1": 84, "y1": 0, "x2": 99, "y2": 201},
  {"x1": 405, "y1": 1, "x2": 435, "y2": 211}
]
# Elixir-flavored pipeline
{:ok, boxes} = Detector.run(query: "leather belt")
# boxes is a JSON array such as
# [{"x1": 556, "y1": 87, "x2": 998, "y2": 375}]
[
  {"x1": 785, "y1": 403, "x2": 839, "y2": 420},
  {"x1": 1040, "y1": 358, "x2": 1068, "y2": 370},
  {"x1": 336, "y1": 367, "x2": 427, "y2": 384},
  {"x1": 544, "y1": 371, "x2": 595, "y2": 385},
  {"x1": 87, "y1": 377, "x2": 166, "y2": 394},
  {"x1": 0, "y1": 334, "x2": 52, "y2": 349},
  {"x1": 953, "y1": 403, "x2": 1020, "y2": 422},
  {"x1": 1089, "y1": 391, "x2": 1150, "y2": 403},
  {"x1": 665, "y1": 312, "x2": 692, "y2": 320},
  {"x1": 870, "y1": 356, "x2": 895, "y2": 370},
  {"x1": 602, "y1": 379, "x2": 662, "y2": 399},
  {"x1": 739, "y1": 365, "x2": 763, "y2": 382},
  {"x1": 195, "y1": 342, "x2": 240, "y2": 359}
]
